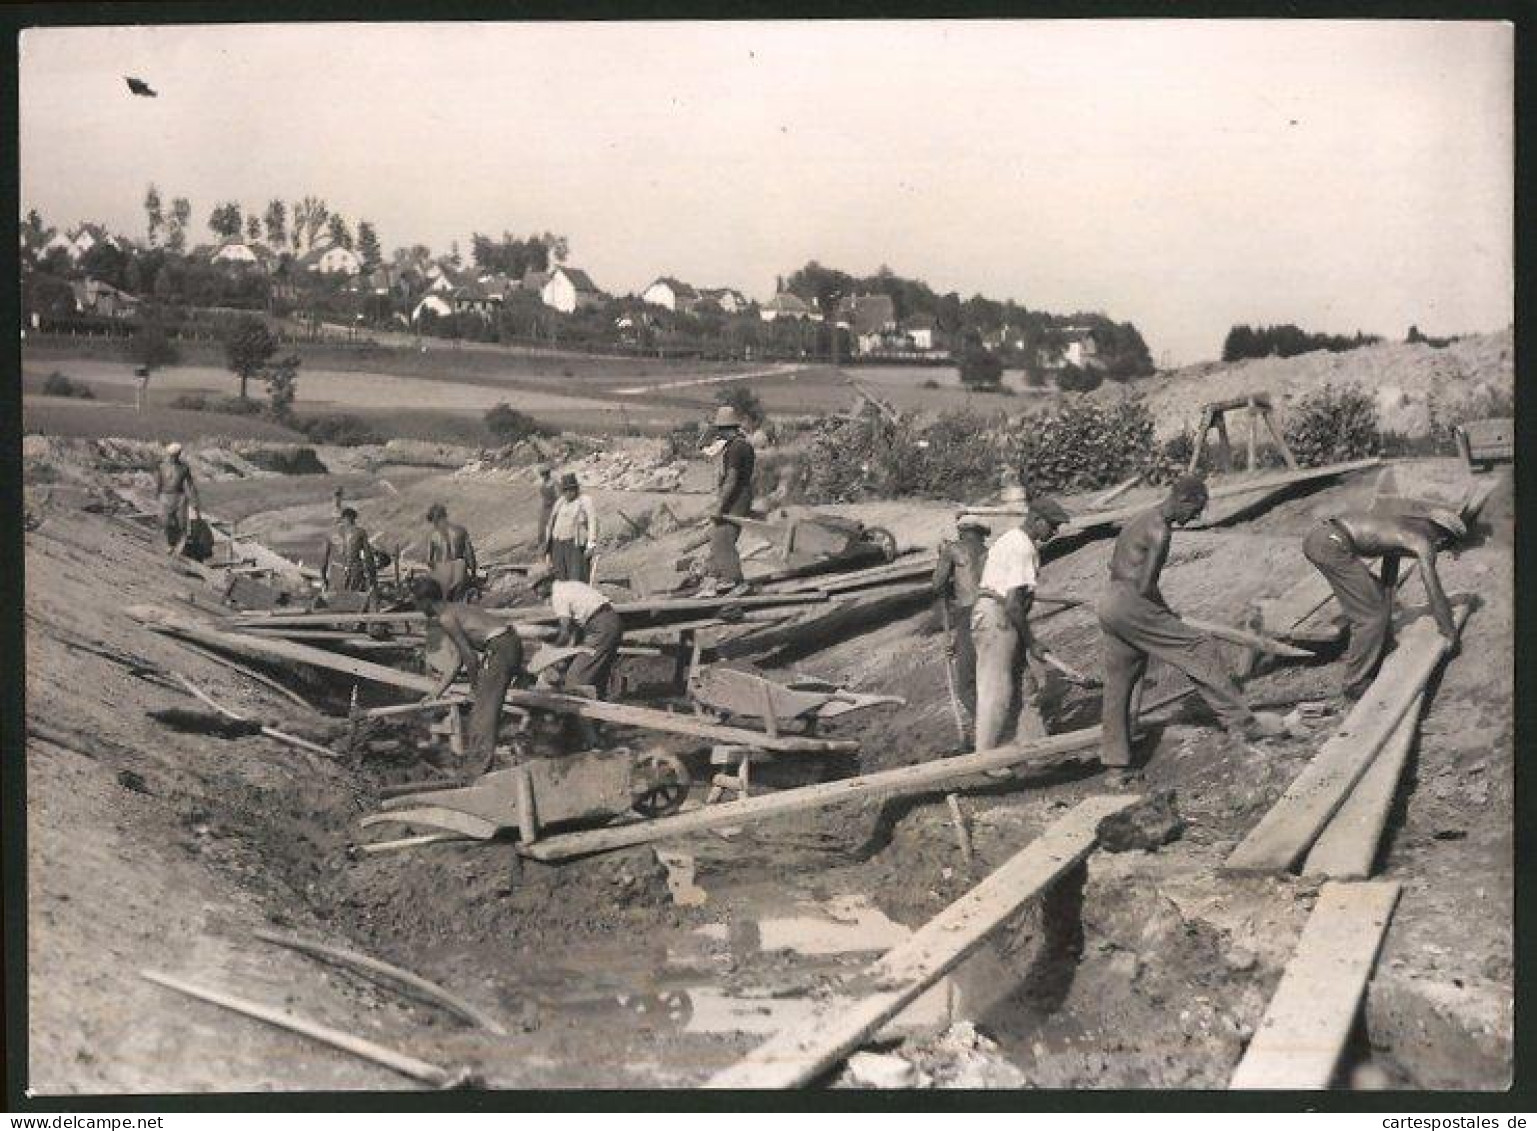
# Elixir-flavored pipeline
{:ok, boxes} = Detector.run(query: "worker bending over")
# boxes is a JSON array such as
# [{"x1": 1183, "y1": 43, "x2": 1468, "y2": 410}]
[
  {"x1": 155, "y1": 442, "x2": 201, "y2": 556},
  {"x1": 409, "y1": 575, "x2": 525, "y2": 773},
  {"x1": 530, "y1": 566, "x2": 623, "y2": 699},
  {"x1": 1098, "y1": 476, "x2": 1284, "y2": 767},
  {"x1": 932, "y1": 515, "x2": 990, "y2": 726},
  {"x1": 1302, "y1": 504, "x2": 1465, "y2": 699},
  {"x1": 426, "y1": 502, "x2": 479, "y2": 600},
  {"x1": 320, "y1": 507, "x2": 378, "y2": 595},
  {"x1": 971, "y1": 493, "x2": 1070, "y2": 753}
]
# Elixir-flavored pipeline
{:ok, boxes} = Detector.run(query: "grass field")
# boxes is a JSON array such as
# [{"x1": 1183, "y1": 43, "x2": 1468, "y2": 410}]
[{"x1": 22, "y1": 395, "x2": 309, "y2": 443}]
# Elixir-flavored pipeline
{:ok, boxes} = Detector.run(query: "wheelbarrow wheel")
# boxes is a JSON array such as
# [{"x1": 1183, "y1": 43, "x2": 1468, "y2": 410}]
[
  {"x1": 862, "y1": 525, "x2": 898, "y2": 562},
  {"x1": 630, "y1": 747, "x2": 692, "y2": 818}
]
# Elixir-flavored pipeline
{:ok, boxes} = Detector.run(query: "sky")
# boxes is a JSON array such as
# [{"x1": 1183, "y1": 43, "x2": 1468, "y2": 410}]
[{"x1": 18, "y1": 20, "x2": 1513, "y2": 364}]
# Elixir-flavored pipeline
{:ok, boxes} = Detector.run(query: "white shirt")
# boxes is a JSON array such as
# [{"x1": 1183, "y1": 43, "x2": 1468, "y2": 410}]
[
  {"x1": 550, "y1": 579, "x2": 612, "y2": 625},
  {"x1": 547, "y1": 494, "x2": 598, "y2": 546},
  {"x1": 978, "y1": 526, "x2": 1039, "y2": 597}
]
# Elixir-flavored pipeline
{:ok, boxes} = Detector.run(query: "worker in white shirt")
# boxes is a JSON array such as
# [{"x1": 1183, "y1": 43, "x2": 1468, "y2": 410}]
[
  {"x1": 544, "y1": 473, "x2": 599, "y2": 582},
  {"x1": 530, "y1": 565, "x2": 623, "y2": 699},
  {"x1": 970, "y1": 492, "x2": 1071, "y2": 753}
]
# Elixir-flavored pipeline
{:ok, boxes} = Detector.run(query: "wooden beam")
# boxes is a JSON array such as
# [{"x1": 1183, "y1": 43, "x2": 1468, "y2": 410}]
[
  {"x1": 158, "y1": 635, "x2": 324, "y2": 714},
  {"x1": 1229, "y1": 881, "x2": 1402, "y2": 1090},
  {"x1": 1224, "y1": 607, "x2": 1468, "y2": 875},
  {"x1": 1181, "y1": 616, "x2": 1313, "y2": 659},
  {"x1": 252, "y1": 929, "x2": 507, "y2": 1035},
  {"x1": 1300, "y1": 693, "x2": 1423, "y2": 880},
  {"x1": 706, "y1": 794, "x2": 1139, "y2": 1088},
  {"x1": 140, "y1": 969, "x2": 463, "y2": 1088},
  {"x1": 1088, "y1": 473, "x2": 1143, "y2": 509}
]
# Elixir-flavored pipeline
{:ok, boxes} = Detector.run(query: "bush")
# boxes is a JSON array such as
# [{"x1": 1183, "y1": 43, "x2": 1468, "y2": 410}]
[
  {"x1": 170, "y1": 393, "x2": 263, "y2": 416},
  {"x1": 1054, "y1": 364, "x2": 1104, "y2": 393},
  {"x1": 885, "y1": 410, "x2": 1009, "y2": 500},
  {"x1": 1426, "y1": 384, "x2": 1514, "y2": 454},
  {"x1": 484, "y1": 402, "x2": 553, "y2": 445},
  {"x1": 1144, "y1": 429, "x2": 1194, "y2": 486},
  {"x1": 296, "y1": 414, "x2": 385, "y2": 446},
  {"x1": 1012, "y1": 396, "x2": 1157, "y2": 494},
  {"x1": 42, "y1": 372, "x2": 94, "y2": 399},
  {"x1": 921, "y1": 378, "x2": 940, "y2": 390},
  {"x1": 957, "y1": 344, "x2": 1003, "y2": 389},
  {"x1": 1283, "y1": 384, "x2": 1380, "y2": 467},
  {"x1": 716, "y1": 385, "x2": 767, "y2": 430}
]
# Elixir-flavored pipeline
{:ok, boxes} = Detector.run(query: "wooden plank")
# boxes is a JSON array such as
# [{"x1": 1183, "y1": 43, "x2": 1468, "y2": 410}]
[
  {"x1": 706, "y1": 794, "x2": 1138, "y2": 1088},
  {"x1": 1301, "y1": 693, "x2": 1423, "y2": 880},
  {"x1": 1181, "y1": 616, "x2": 1313, "y2": 659},
  {"x1": 1089, "y1": 473, "x2": 1143, "y2": 509},
  {"x1": 1224, "y1": 607, "x2": 1467, "y2": 875},
  {"x1": 1229, "y1": 881, "x2": 1402, "y2": 1090},
  {"x1": 159, "y1": 635, "x2": 324, "y2": 714},
  {"x1": 140, "y1": 969, "x2": 462, "y2": 1088},
  {"x1": 252, "y1": 929, "x2": 506, "y2": 1035}
]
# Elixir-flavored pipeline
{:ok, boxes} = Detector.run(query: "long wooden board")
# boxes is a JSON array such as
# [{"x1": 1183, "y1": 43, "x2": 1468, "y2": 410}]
[
  {"x1": 1300, "y1": 693, "x2": 1423, "y2": 880},
  {"x1": 130, "y1": 605, "x2": 856, "y2": 755},
  {"x1": 1228, "y1": 881, "x2": 1402, "y2": 1090},
  {"x1": 707, "y1": 794, "x2": 1139, "y2": 1088},
  {"x1": 1224, "y1": 607, "x2": 1467, "y2": 875}
]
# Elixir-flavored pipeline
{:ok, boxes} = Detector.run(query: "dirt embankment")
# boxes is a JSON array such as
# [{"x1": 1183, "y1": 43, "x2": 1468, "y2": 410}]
[{"x1": 21, "y1": 456, "x2": 1513, "y2": 1093}]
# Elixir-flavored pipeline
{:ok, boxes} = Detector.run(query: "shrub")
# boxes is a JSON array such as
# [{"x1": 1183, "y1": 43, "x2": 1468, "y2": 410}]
[
  {"x1": 957, "y1": 344, "x2": 1003, "y2": 389},
  {"x1": 296, "y1": 414, "x2": 384, "y2": 447},
  {"x1": 42, "y1": 372, "x2": 94, "y2": 399},
  {"x1": 1144, "y1": 429, "x2": 1195, "y2": 486},
  {"x1": 921, "y1": 378, "x2": 940, "y2": 390},
  {"x1": 484, "y1": 402, "x2": 553, "y2": 445},
  {"x1": 170, "y1": 393, "x2": 263, "y2": 416},
  {"x1": 885, "y1": 410, "x2": 1009, "y2": 500},
  {"x1": 1283, "y1": 384, "x2": 1381, "y2": 467},
  {"x1": 1054, "y1": 364, "x2": 1104, "y2": 393},
  {"x1": 264, "y1": 353, "x2": 301, "y2": 421},
  {"x1": 1013, "y1": 396, "x2": 1158, "y2": 494},
  {"x1": 1426, "y1": 384, "x2": 1515, "y2": 454},
  {"x1": 716, "y1": 385, "x2": 767, "y2": 430}
]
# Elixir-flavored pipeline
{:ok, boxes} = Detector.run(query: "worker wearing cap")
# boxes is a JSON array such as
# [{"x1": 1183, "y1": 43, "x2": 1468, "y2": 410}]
[
  {"x1": 319, "y1": 507, "x2": 378, "y2": 595},
  {"x1": 544, "y1": 472, "x2": 598, "y2": 582},
  {"x1": 932, "y1": 515, "x2": 991, "y2": 722},
  {"x1": 1302, "y1": 504, "x2": 1465, "y2": 699},
  {"x1": 154, "y1": 442, "x2": 201, "y2": 556},
  {"x1": 971, "y1": 492, "x2": 1071, "y2": 753},
  {"x1": 409, "y1": 575, "x2": 526, "y2": 773},
  {"x1": 701, "y1": 405, "x2": 756, "y2": 597},
  {"x1": 529, "y1": 565, "x2": 623, "y2": 699},
  {"x1": 426, "y1": 502, "x2": 478, "y2": 601},
  {"x1": 535, "y1": 464, "x2": 558, "y2": 550},
  {"x1": 1098, "y1": 476, "x2": 1284, "y2": 767}
]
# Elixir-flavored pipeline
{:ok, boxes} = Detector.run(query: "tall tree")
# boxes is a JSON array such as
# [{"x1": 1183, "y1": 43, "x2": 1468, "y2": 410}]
[
  {"x1": 263, "y1": 199, "x2": 287, "y2": 248},
  {"x1": 224, "y1": 315, "x2": 278, "y2": 400},
  {"x1": 356, "y1": 221, "x2": 382, "y2": 270},
  {"x1": 294, "y1": 197, "x2": 329, "y2": 251},
  {"x1": 326, "y1": 213, "x2": 353, "y2": 250},
  {"x1": 143, "y1": 184, "x2": 164, "y2": 247},
  {"x1": 209, "y1": 202, "x2": 242, "y2": 240},
  {"x1": 246, "y1": 215, "x2": 262, "y2": 243},
  {"x1": 168, "y1": 197, "x2": 191, "y2": 253}
]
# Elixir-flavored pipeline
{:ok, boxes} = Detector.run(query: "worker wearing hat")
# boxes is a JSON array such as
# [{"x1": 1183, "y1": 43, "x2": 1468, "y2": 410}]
[
  {"x1": 1302, "y1": 502, "x2": 1467, "y2": 699},
  {"x1": 425, "y1": 502, "x2": 479, "y2": 601},
  {"x1": 699, "y1": 405, "x2": 756, "y2": 598},
  {"x1": 154, "y1": 441, "x2": 201, "y2": 556},
  {"x1": 932, "y1": 514, "x2": 991, "y2": 731},
  {"x1": 971, "y1": 493, "x2": 1072, "y2": 754},
  {"x1": 1098, "y1": 475, "x2": 1285, "y2": 767},
  {"x1": 544, "y1": 472, "x2": 598, "y2": 582},
  {"x1": 535, "y1": 464, "x2": 558, "y2": 553}
]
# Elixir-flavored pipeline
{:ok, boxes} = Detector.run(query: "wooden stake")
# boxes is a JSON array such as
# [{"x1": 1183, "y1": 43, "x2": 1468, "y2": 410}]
[{"x1": 945, "y1": 793, "x2": 974, "y2": 870}]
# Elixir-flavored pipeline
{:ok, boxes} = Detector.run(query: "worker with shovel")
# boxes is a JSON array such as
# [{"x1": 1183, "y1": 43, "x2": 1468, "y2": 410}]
[
  {"x1": 409, "y1": 575, "x2": 526, "y2": 773},
  {"x1": 932, "y1": 515, "x2": 990, "y2": 739},
  {"x1": 155, "y1": 441, "x2": 201, "y2": 557},
  {"x1": 1302, "y1": 504, "x2": 1465, "y2": 700},
  {"x1": 1098, "y1": 476, "x2": 1286, "y2": 767},
  {"x1": 971, "y1": 491, "x2": 1073, "y2": 754}
]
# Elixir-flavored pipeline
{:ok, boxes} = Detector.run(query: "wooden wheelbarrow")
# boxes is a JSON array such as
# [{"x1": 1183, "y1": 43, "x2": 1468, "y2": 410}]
[
  {"x1": 687, "y1": 665, "x2": 905, "y2": 737},
  {"x1": 722, "y1": 511, "x2": 898, "y2": 570}
]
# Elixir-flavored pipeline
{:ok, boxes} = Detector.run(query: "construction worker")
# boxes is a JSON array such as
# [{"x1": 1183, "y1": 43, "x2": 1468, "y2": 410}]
[
  {"x1": 409, "y1": 575, "x2": 525, "y2": 773},
  {"x1": 535, "y1": 464, "x2": 558, "y2": 548},
  {"x1": 319, "y1": 507, "x2": 379, "y2": 595},
  {"x1": 971, "y1": 493, "x2": 1071, "y2": 753},
  {"x1": 154, "y1": 442, "x2": 201, "y2": 556},
  {"x1": 1098, "y1": 476, "x2": 1285, "y2": 767},
  {"x1": 529, "y1": 565, "x2": 623, "y2": 699},
  {"x1": 931, "y1": 515, "x2": 990, "y2": 723},
  {"x1": 426, "y1": 502, "x2": 478, "y2": 600},
  {"x1": 1302, "y1": 504, "x2": 1465, "y2": 699},
  {"x1": 544, "y1": 472, "x2": 598, "y2": 582},
  {"x1": 701, "y1": 405, "x2": 756, "y2": 597}
]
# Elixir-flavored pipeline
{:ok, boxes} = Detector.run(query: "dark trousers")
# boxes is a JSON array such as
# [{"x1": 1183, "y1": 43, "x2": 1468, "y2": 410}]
[
  {"x1": 1303, "y1": 521, "x2": 1393, "y2": 697},
  {"x1": 1097, "y1": 584, "x2": 1252, "y2": 766},
  {"x1": 551, "y1": 539, "x2": 590, "y2": 582},
  {"x1": 159, "y1": 494, "x2": 189, "y2": 549},
  {"x1": 709, "y1": 520, "x2": 743, "y2": 583},
  {"x1": 947, "y1": 599, "x2": 977, "y2": 711},
  {"x1": 468, "y1": 631, "x2": 524, "y2": 769},
  {"x1": 564, "y1": 606, "x2": 622, "y2": 698}
]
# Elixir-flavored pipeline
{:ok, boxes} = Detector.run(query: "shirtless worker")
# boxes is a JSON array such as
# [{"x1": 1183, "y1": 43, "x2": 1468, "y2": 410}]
[
  {"x1": 1098, "y1": 476, "x2": 1285, "y2": 767},
  {"x1": 931, "y1": 515, "x2": 991, "y2": 728},
  {"x1": 1302, "y1": 504, "x2": 1465, "y2": 699},
  {"x1": 409, "y1": 575, "x2": 525, "y2": 773},
  {"x1": 971, "y1": 493, "x2": 1072, "y2": 753},
  {"x1": 319, "y1": 507, "x2": 379, "y2": 595},
  {"x1": 154, "y1": 442, "x2": 201, "y2": 556},
  {"x1": 425, "y1": 502, "x2": 479, "y2": 601}
]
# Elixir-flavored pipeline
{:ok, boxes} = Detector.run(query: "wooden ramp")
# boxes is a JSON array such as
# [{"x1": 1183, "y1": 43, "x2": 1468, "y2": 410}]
[
  {"x1": 1229, "y1": 881, "x2": 1401, "y2": 1090},
  {"x1": 1224, "y1": 606, "x2": 1467, "y2": 875},
  {"x1": 707, "y1": 794, "x2": 1138, "y2": 1089}
]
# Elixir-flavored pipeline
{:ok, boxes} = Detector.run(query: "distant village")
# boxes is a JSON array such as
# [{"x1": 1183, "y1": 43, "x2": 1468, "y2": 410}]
[{"x1": 19, "y1": 198, "x2": 1155, "y2": 385}]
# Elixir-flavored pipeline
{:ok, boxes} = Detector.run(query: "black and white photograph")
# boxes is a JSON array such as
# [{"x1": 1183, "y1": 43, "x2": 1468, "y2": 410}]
[{"x1": 9, "y1": 15, "x2": 1517, "y2": 1102}]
